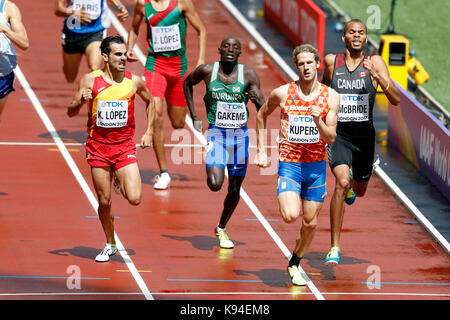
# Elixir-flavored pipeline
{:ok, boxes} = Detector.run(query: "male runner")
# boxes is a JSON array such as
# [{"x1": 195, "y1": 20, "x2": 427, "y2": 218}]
[
  {"x1": 255, "y1": 44, "x2": 339, "y2": 285},
  {"x1": 321, "y1": 19, "x2": 400, "y2": 265},
  {"x1": 67, "y1": 36, "x2": 155, "y2": 262},
  {"x1": 0, "y1": 0, "x2": 28, "y2": 120},
  {"x1": 127, "y1": 0, "x2": 206, "y2": 189},
  {"x1": 54, "y1": 0, "x2": 128, "y2": 83},
  {"x1": 183, "y1": 36, "x2": 264, "y2": 249}
]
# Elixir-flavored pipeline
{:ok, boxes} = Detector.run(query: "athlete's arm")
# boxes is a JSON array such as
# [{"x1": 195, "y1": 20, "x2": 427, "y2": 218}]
[
  {"x1": 67, "y1": 73, "x2": 94, "y2": 117},
  {"x1": 363, "y1": 55, "x2": 400, "y2": 106},
  {"x1": 321, "y1": 54, "x2": 335, "y2": 86},
  {"x1": 0, "y1": 1, "x2": 28, "y2": 50},
  {"x1": 108, "y1": 0, "x2": 128, "y2": 22},
  {"x1": 183, "y1": 63, "x2": 212, "y2": 132},
  {"x1": 126, "y1": 0, "x2": 145, "y2": 62},
  {"x1": 245, "y1": 67, "x2": 265, "y2": 111},
  {"x1": 54, "y1": 0, "x2": 92, "y2": 25},
  {"x1": 313, "y1": 88, "x2": 338, "y2": 145},
  {"x1": 134, "y1": 74, "x2": 155, "y2": 149},
  {"x1": 255, "y1": 85, "x2": 285, "y2": 167},
  {"x1": 180, "y1": 0, "x2": 207, "y2": 67}
]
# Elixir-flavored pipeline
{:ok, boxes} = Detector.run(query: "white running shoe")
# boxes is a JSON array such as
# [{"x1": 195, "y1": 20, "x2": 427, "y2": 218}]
[
  {"x1": 154, "y1": 172, "x2": 171, "y2": 190},
  {"x1": 95, "y1": 244, "x2": 118, "y2": 262}
]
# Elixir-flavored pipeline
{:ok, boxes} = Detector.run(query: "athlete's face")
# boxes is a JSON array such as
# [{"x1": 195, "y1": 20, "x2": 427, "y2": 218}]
[
  {"x1": 295, "y1": 52, "x2": 318, "y2": 82},
  {"x1": 218, "y1": 38, "x2": 241, "y2": 63},
  {"x1": 342, "y1": 21, "x2": 367, "y2": 52},
  {"x1": 105, "y1": 43, "x2": 127, "y2": 72}
]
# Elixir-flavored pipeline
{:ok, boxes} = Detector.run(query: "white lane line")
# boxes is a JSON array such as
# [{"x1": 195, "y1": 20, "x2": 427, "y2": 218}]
[
  {"x1": 109, "y1": 6, "x2": 325, "y2": 300},
  {"x1": 13, "y1": 65, "x2": 154, "y2": 300},
  {"x1": 0, "y1": 291, "x2": 448, "y2": 297},
  {"x1": 218, "y1": 1, "x2": 449, "y2": 256}
]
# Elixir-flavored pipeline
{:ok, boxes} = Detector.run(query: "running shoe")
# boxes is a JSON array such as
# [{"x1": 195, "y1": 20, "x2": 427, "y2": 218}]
[
  {"x1": 324, "y1": 246, "x2": 340, "y2": 265},
  {"x1": 95, "y1": 243, "x2": 117, "y2": 262},
  {"x1": 345, "y1": 169, "x2": 356, "y2": 205},
  {"x1": 154, "y1": 172, "x2": 171, "y2": 190},
  {"x1": 113, "y1": 173, "x2": 121, "y2": 195},
  {"x1": 287, "y1": 265, "x2": 307, "y2": 286},
  {"x1": 215, "y1": 228, "x2": 234, "y2": 249}
]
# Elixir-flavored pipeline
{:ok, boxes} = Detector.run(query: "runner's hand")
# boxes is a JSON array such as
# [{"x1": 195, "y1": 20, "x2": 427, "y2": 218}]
[
  {"x1": 127, "y1": 51, "x2": 139, "y2": 62},
  {"x1": 116, "y1": 5, "x2": 128, "y2": 22},
  {"x1": 81, "y1": 89, "x2": 92, "y2": 102},
  {"x1": 74, "y1": 7, "x2": 92, "y2": 25},
  {"x1": 140, "y1": 131, "x2": 153, "y2": 149},
  {"x1": 362, "y1": 56, "x2": 379, "y2": 79},
  {"x1": 310, "y1": 105, "x2": 323, "y2": 122},
  {"x1": 254, "y1": 150, "x2": 268, "y2": 168}
]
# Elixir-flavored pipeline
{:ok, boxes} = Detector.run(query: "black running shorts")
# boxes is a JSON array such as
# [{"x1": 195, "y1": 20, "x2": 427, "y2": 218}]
[
  {"x1": 327, "y1": 134, "x2": 375, "y2": 182},
  {"x1": 61, "y1": 25, "x2": 105, "y2": 54}
]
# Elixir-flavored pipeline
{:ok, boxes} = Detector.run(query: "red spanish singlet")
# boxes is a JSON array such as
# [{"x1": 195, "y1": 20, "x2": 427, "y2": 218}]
[{"x1": 87, "y1": 69, "x2": 136, "y2": 144}]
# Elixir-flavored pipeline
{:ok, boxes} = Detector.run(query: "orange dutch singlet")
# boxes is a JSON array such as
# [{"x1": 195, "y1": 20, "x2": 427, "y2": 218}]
[
  {"x1": 279, "y1": 82, "x2": 330, "y2": 163},
  {"x1": 87, "y1": 70, "x2": 136, "y2": 144}
]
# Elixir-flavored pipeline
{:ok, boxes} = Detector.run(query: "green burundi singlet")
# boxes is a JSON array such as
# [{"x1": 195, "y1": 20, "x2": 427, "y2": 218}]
[
  {"x1": 203, "y1": 62, "x2": 249, "y2": 128},
  {"x1": 145, "y1": 0, "x2": 187, "y2": 72}
]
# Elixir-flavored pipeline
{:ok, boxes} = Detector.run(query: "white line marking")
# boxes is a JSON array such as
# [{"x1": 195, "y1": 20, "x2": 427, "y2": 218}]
[
  {"x1": 109, "y1": 5, "x2": 325, "y2": 300},
  {"x1": 0, "y1": 291, "x2": 448, "y2": 297},
  {"x1": 13, "y1": 66, "x2": 154, "y2": 300}
]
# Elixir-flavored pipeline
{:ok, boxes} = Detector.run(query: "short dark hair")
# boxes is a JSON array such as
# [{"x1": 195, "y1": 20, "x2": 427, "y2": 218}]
[
  {"x1": 100, "y1": 35, "x2": 125, "y2": 55},
  {"x1": 343, "y1": 19, "x2": 367, "y2": 34},
  {"x1": 292, "y1": 44, "x2": 321, "y2": 64}
]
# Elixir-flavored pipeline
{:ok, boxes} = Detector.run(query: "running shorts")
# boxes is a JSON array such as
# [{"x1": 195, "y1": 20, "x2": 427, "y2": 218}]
[
  {"x1": 85, "y1": 138, "x2": 137, "y2": 170},
  {"x1": 144, "y1": 55, "x2": 187, "y2": 106},
  {"x1": 277, "y1": 161, "x2": 327, "y2": 202},
  {"x1": 205, "y1": 124, "x2": 249, "y2": 176},
  {"x1": 327, "y1": 134, "x2": 375, "y2": 182},
  {"x1": 62, "y1": 24, "x2": 105, "y2": 54},
  {"x1": 0, "y1": 71, "x2": 15, "y2": 99}
]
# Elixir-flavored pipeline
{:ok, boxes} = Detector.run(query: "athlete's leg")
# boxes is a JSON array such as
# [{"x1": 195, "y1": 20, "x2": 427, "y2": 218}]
[
  {"x1": 114, "y1": 162, "x2": 142, "y2": 206},
  {"x1": 206, "y1": 166, "x2": 225, "y2": 192},
  {"x1": 217, "y1": 174, "x2": 245, "y2": 229},
  {"x1": 152, "y1": 97, "x2": 168, "y2": 172},
  {"x1": 329, "y1": 164, "x2": 351, "y2": 247},
  {"x1": 84, "y1": 40, "x2": 103, "y2": 71},
  {"x1": 293, "y1": 199, "x2": 322, "y2": 258},
  {"x1": 91, "y1": 166, "x2": 115, "y2": 245},
  {"x1": 278, "y1": 191, "x2": 301, "y2": 224},
  {"x1": 353, "y1": 180, "x2": 370, "y2": 197},
  {"x1": 62, "y1": 51, "x2": 83, "y2": 83},
  {"x1": 0, "y1": 96, "x2": 8, "y2": 120},
  {"x1": 167, "y1": 104, "x2": 187, "y2": 129}
]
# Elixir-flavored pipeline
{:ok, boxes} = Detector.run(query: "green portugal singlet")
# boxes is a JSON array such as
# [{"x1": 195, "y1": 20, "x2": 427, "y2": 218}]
[
  {"x1": 145, "y1": 0, "x2": 187, "y2": 75},
  {"x1": 203, "y1": 62, "x2": 249, "y2": 128}
]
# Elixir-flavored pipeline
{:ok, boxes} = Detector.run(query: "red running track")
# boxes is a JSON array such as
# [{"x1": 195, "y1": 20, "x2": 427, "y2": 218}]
[{"x1": 0, "y1": 0, "x2": 448, "y2": 301}]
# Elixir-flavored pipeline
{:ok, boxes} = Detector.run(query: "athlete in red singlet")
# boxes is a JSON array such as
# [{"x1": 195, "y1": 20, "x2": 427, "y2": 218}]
[{"x1": 67, "y1": 36, "x2": 155, "y2": 262}]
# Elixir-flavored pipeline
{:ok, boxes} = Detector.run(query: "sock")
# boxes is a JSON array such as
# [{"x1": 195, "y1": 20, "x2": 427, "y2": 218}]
[
  {"x1": 289, "y1": 253, "x2": 302, "y2": 267},
  {"x1": 160, "y1": 169, "x2": 169, "y2": 174},
  {"x1": 216, "y1": 225, "x2": 225, "y2": 232}
]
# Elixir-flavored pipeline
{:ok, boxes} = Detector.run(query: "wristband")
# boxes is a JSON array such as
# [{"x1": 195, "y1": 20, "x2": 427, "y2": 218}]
[{"x1": 116, "y1": 2, "x2": 124, "y2": 9}]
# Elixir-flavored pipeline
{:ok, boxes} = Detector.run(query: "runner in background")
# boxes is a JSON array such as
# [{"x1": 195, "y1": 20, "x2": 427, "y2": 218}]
[
  {"x1": 127, "y1": 0, "x2": 206, "y2": 190},
  {"x1": 0, "y1": 0, "x2": 28, "y2": 121},
  {"x1": 54, "y1": 0, "x2": 128, "y2": 83}
]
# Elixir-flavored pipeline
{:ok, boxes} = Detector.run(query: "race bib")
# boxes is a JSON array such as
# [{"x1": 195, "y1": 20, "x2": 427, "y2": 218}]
[
  {"x1": 215, "y1": 101, "x2": 247, "y2": 129},
  {"x1": 72, "y1": 0, "x2": 101, "y2": 20},
  {"x1": 151, "y1": 24, "x2": 181, "y2": 52},
  {"x1": 96, "y1": 100, "x2": 128, "y2": 128},
  {"x1": 287, "y1": 114, "x2": 319, "y2": 144},
  {"x1": 338, "y1": 93, "x2": 369, "y2": 122}
]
